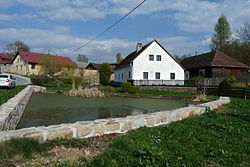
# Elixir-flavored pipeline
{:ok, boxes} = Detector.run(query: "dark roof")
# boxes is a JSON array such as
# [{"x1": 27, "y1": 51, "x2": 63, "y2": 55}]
[
  {"x1": 86, "y1": 63, "x2": 101, "y2": 70},
  {"x1": 115, "y1": 41, "x2": 153, "y2": 70},
  {"x1": 115, "y1": 40, "x2": 185, "y2": 71},
  {"x1": 16, "y1": 51, "x2": 76, "y2": 65},
  {"x1": 180, "y1": 50, "x2": 247, "y2": 70},
  {"x1": 0, "y1": 53, "x2": 15, "y2": 64}
]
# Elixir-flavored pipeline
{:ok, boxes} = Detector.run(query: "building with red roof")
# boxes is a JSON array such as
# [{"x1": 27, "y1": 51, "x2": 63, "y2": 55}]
[
  {"x1": 7, "y1": 51, "x2": 75, "y2": 75},
  {"x1": 0, "y1": 53, "x2": 16, "y2": 73}
]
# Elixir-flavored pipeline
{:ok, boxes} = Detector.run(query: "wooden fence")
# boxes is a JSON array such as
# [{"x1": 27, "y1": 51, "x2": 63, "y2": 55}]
[{"x1": 199, "y1": 87, "x2": 250, "y2": 99}]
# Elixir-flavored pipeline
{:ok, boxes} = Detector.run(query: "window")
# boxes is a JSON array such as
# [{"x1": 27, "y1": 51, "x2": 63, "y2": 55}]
[
  {"x1": 155, "y1": 72, "x2": 160, "y2": 79},
  {"x1": 31, "y1": 64, "x2": 36, "y2": 69},
  {"x1": 122, "y1": 73, "x2": 123, "y2": 79},
  {"x1": 143, "y1": 72, "x2": 148, "y2": 79},
  {"x1": 156, "y1": 55, "x2": 161, "y2": 61},
  {"x1": 198, "y1": 69, "x2": 205, "y2": 77},
  {"x1": 118, "y1": 74, "x2": 120, "y2": 80},
  {"x1": 129, "y1": 72, "x2": 131, "y2": 79},
  {"x1": 149, "y1": 55, "x2": 154, "y2": 61},
  {"x1": 170, "y1": 73, "x2": 175, "y2": 80}
]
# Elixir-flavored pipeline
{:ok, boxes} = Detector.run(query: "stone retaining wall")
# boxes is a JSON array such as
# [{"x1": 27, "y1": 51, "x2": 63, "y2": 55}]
[
  {"x1": 0, "y1": 85, "x2": 45, "y2": 131},
  {"x1": 140, "y1": 86, "x2": 197, "y2": 93},
  {"x1": 0, "y1": 97, "x2": 230, "y2": 142}
]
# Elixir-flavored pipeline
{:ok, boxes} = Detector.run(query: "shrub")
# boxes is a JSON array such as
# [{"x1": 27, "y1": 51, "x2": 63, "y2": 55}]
[
  {"x1": 228, "y1": 76, "x2": 237, "y2": 84},
  {"x1": 128, "y1": 86, "x2": 140, "y2": 94},
  {"x1": 30, "y1": 75, "x2": 52, "y2": 85},
  {"x1": 58, "y1": 78, "x2": 72, "y2": 84},
  {"x1": 122, "y1": 82, "x2": 132, "y2": 92},
  {"x1": 99, "y1": 63, "x2": 112, "y2": 85},
  {"x1": 219, "y1": 79, "x2": 232, "y2": 90},
  {"x1": 121, "y1": 82, "x2": 140, "y2": 94}
]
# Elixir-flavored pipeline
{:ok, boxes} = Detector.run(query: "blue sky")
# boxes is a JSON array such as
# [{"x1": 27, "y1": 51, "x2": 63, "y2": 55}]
[{"x1": 0, "y1": 0, "x2": 249, "y2": 63}]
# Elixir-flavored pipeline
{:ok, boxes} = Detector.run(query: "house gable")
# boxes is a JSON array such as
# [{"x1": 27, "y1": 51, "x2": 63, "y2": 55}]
[{"x1": 114, "y1": 40, "x2": 185, "y2": 84}]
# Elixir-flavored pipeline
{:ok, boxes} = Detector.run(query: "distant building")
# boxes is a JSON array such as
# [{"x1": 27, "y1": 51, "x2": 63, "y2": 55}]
[
  {"x1": 180, "y1": 50, "x2": 248, "y2": 80},
  {"x1": 0, "y1": 53, "x2": 15, "y2": 73},
  {"x1": 114, "y1": 40, "x2": 185, "y2": 85},
  {"x1": 7, "y1": 51, "x2": 75, "y2": 75}
]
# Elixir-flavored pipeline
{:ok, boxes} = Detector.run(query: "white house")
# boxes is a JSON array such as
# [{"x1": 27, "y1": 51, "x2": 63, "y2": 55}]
[{"x1": 114, "y1": 40, "x2": 185, "y2": 85}]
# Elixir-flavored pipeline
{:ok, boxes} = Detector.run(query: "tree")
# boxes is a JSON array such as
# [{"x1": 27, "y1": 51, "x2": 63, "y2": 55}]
[
  {"x1": 210, "y1": 14, "x2": 231, "y2": 52},
  {"x1": 5, "y1": 41, "x2": 30, "y2": 55},
  {"x1": 115, "y1": 53, "x2": 123, "y2": 63},
  {"x1": 99, "y1": 63, "x2": 112, "y2": 85},
  {"x1": 77, "y1": 54, "x2": 88, "y2": 62},
  {"x1": 237, "y1": 22, "x2": 250, "y2": 49}
]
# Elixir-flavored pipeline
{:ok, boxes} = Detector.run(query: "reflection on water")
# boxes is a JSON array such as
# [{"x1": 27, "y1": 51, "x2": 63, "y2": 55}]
[{"x1": 17, "y1": 93, "x2": 186, "y2": 129}]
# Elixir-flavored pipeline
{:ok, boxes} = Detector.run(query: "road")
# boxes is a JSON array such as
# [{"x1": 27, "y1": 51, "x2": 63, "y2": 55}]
[{"x1": 11, "y1": 74, "x2": 31, "y2": 86}]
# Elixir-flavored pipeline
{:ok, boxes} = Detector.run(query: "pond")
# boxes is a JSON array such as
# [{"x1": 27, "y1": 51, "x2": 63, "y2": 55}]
[{"x1": 17, "y1": 93, "x2": 186, "y2": 129}]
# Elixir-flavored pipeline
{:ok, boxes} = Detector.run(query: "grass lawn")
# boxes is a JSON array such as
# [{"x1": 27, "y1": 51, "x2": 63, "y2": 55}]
[
  {"x1": 0, "y1": 98, "x2": 249, "y2": 166},
  {"x1": 89, "y1": 98, "x2": 250, "y2": 167},
  {"x1": 40, "y1": 83, "x2": 72, "y2": 91},
  {"x1": 0, "y1": 85, "x2": 27, "y2": 105},
  {"x1": 137, "y1": 89, "x2": 196, "y2": 97}
]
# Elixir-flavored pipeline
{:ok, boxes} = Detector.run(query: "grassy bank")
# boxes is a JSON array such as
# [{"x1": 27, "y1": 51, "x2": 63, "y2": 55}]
[
  {"x1": 0, "y1": 98, "x2": 248, "y2": 166},
  {"x1": 90, "y1": 98, "x2": 250, "y2": 167},
  {"x1": 0, "y1": 85, "x2": 27, "y2": 105}
]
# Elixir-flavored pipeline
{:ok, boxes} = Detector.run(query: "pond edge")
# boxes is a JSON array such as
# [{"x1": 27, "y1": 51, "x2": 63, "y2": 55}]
[{"x1": 0, "y1": 86, "x2": 230, "y2": 142}]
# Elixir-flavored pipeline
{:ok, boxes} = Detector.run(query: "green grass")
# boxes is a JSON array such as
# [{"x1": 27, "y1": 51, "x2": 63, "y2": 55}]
[
  {"x1": 137, "y1": 89, "x2": 196, "y2": 97},
  {"x1": 41, "y1": 83, "x2": 72, "y2": 91},
  {"x1": 0, "y1": 138, "x2": 48, "y2": 161},
  {"x1": 0, "y1": 85, "x2": 27, "y2": 105},
  {"x1": 89, "y1": 98, "x2": 250, "y2": 167}
]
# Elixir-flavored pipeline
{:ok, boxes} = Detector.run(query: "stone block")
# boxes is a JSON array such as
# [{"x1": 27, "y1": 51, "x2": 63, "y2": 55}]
[
  {"x1": 105, "y1": 121, "x2": 120, "y2": 132},
  {"x1": 145, "y1": 117, "x2": 156, "y2": 127},
  {"x1": 92, "y1": 125, "x2": 105, "y2": 135},
  {"x1": 75, "y1": 126, "x2": 92, "y2": 138},
  {"x1": 132, "y1": 118, "x2": 146, "y2": 129},
  {"x1": 23, "y1": 131, "x2": 44, "y2": 142},
  {"x1": 121, "y1": 121, "x2": 132, "y2": 132},
  {"x1": 46, "y1": 127, "x2": 73, "y2": 140}
]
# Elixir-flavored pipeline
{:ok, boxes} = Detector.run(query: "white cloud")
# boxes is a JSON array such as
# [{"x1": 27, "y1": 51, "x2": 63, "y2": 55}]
[
  {"x1": 0, "y1": 13, "x2": 36, "y2": 21},
  {"x1": 1, "y1": 0, "x2": 250, "y2": 33},
  {"x1": 0, "y1": 28, "x2": 210, "y2": 62}
]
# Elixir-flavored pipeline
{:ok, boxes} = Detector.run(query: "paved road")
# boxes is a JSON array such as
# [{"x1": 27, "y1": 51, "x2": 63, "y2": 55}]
[{"x1": 11, "y1": 74, "x2": 31, "y2": 86}]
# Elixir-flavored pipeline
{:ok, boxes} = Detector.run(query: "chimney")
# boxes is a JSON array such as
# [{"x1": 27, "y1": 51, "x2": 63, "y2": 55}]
[{"x1": 136, "y1": 43, "x2": 142, "y2": 52}]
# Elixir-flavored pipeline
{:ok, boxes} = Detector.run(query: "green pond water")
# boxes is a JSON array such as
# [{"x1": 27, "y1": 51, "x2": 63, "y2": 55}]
[{"x1": 17, "y1": 93, "x2": 186, "y2": 129}]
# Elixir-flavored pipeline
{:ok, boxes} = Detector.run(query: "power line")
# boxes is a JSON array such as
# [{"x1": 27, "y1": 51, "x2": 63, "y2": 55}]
[{"x1": 63, "y1": 0, "x2": 148, "y2": 56}]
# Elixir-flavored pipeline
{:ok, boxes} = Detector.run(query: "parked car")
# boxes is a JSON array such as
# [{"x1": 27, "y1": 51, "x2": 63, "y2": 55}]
[{"x1": 0, "y1": 74, "x2": 16, "y2": 89}]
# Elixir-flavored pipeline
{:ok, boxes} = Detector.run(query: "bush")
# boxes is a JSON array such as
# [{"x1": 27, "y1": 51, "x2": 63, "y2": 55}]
[
  {"x1": 121, "y1": 82, "x2": 140, "y2": 94},
  {"x1": 99, "y1": 63, "x2": 112, "y2": 85},
  {"x1": 219, "y1": 79, "x2": 232, "y2": 90},
  {"x1": 128, "y1": 86, "x2": 140, "y2": 94},
  {"x1": 122, "y1": 82, "x2": 132, "y2": 92},
  {"x1": 228, "y1": 76, "x2": 237, "y2": 84},
  {"x1": 58, "y1": 78, "x2": 72, "y2": 84},
  {"x1": 30, "y1": 75, "x2": 52, "y2": 85}
]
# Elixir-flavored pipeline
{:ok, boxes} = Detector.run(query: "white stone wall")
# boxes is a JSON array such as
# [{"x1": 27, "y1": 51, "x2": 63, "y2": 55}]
[
  {"x1": 0, "y1": 96, "x2": 230, "y2": 142},
  {"x1": 0, "y1": 85, "x2": 45, "y2": 131}
]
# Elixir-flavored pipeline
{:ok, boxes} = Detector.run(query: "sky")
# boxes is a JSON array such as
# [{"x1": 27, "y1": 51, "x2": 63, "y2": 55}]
[{"x1": 0, "y1": 0, "x2": 249, "y2": 63}]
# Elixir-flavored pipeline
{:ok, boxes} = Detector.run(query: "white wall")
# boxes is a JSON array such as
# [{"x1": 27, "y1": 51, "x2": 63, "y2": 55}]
[
  {"x1": 133, "y1": 41, "x2": 184, "y2": 80},
  {"x1": 114, "y1": 65, "x2": 132, "y2": 82}
]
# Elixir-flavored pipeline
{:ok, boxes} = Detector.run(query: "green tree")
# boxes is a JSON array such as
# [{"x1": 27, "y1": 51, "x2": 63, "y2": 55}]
[
  {"x1": 77, "y1": 54, "x2": 88, "y2": 62},
  {"x1": 5, "y1": 41, "x2": 30, "y2": 55},
  {"x1": 210, "y1": 14, "x2": 231, "y2": 52},
  {"x1": 99, "y1": 63, "x2": 112, "y2": 85}
]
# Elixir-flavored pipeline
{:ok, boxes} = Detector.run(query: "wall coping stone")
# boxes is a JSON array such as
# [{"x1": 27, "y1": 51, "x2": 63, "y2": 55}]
[{"x1": 0, "y1": 96, "x2": 230, "y2": 142}]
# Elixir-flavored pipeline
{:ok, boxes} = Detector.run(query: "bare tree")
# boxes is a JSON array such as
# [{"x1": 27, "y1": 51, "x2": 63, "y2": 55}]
[
  {"x1": 77, "y1": 54, "x2": 88, "y2": 62},
  {"x1": 116, "y1": 53, "x2": 123, "y2": 63},
  {"x1": 237, "y1": 22, "x2": 250, "y2": 49},
  {"x1": 5, "y1": 41, "x2": 30, "y2": 55}
]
